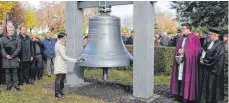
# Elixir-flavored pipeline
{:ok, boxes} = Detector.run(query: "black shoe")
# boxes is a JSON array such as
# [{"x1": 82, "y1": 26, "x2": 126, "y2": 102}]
[
  {"x1": 6, "y1": 86, "x2": 13, "y2": 91},
  {"x1": 168, "y1": 94, "x2": 174, "y2": 98},
  {"x1": 30, "y1": 80, "x2": 35, "y2": 85},
  {"x1": 60, "y1": 91, "x2": 65, "y2": 96},
  {"x1": 14, "y1": 86, "x2": 21, "y2": 91},
  {"x1": 26, "y1": 80, "x2": 31, "y2": 84},
  {"x1": 26, "y1": 82, "x2": 31, "y2": 84},
  {"x1": 38, "y1": 77, "x2": 42, "y2": 80},
  {"x1": 48, "y1": 75, "x2": 51, "y2": 78},
  {"x1": 19, "y1": 82, "x2": 24, "y2": 86},
  {"x1": 55, "y1": 93, "x2": 64, "y2": 99},
  {"x1": 29, "y1": 80, "x2": 33, "y2": 84}
]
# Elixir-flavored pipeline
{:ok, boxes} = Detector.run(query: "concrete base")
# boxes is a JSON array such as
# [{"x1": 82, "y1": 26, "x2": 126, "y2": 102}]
[
  {"x1": 66, "y1": 64, "x2": 85, "y2": 86},
  {"x1": 124, "y1": 94, "x2": 160, "y2": 103},
  {"x1": 65, "y1": 82, "x2": 92, "y2": 88}
]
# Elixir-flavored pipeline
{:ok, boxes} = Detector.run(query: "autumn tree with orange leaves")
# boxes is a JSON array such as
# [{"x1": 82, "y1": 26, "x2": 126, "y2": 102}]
[{"x1": 156, "y1": 13, "x2": 177, "y2": 34}]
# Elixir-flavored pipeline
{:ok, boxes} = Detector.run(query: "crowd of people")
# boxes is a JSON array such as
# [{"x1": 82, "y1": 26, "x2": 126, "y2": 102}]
[
  {"x1": 0, "y1": 24, "x2": 60, "y2": 92},
  {"x1": 0, "y1": 24, "x2": 80, "y2": 99},
  {"x1": 0, "y1": 22, "x2": 228, "y2": 101},
  {"x1": 170, "y1": 23, "x2": 227, "y2": 103},
  {"x1": 154, "y1": 29, "x2": 228, "y2": 50},
  {"x1": 119, "y1": 28, "x2": 228, "y2": 52}
]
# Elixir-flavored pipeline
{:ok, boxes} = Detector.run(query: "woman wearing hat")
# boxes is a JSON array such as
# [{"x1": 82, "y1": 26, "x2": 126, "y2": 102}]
[{"x1": 54, "y1": 32, "x2": 79, "y2": 98}]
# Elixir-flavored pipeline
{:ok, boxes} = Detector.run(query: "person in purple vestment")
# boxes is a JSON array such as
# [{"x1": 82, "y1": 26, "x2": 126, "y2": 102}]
[{"x1": 170, "y1": 23, "x2": 201, "y2": 102}]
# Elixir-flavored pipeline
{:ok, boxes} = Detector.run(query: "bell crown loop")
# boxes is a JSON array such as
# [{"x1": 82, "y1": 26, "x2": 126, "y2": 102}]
[
  {"x1": 99, "y1": 6, "x2": 111, "y2": 14},
  {"x1": 98, "y1": 1, "x2": 111, "y2": 14}
]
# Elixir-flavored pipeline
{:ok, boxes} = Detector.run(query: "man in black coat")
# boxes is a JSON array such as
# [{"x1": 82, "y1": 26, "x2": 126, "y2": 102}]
[
  {"x1": 18, "y1": 26, "x2": 34, "y2": 85},
  {"x1": 200, "y1": 27, "x2": 225, "y2": 103},
  {"x1": 31, "y1": 33, "x2": 45, "y2": 81},
  {"x1": 1, "y1": 24, "x2": 21, "y2": 91},
  {"x1": 0, "y1": 26, "x2": 5, "y2": 85}
]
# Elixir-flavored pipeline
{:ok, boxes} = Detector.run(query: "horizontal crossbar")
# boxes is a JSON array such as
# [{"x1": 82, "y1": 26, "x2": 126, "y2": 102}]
[{"x1": 78, "y1": 1, "x2": 134, "y2": 9}]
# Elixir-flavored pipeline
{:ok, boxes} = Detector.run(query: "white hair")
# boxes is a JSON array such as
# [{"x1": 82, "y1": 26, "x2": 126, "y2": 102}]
[
  {"x1": 7, "y1": 24, "x2": 15, "y2": 30},
  {"x1": 45, "y1": 32, "x2": 51, "y2": 35}
]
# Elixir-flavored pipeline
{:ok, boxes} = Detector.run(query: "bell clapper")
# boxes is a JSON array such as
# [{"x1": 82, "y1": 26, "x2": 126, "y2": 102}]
[{"x1": 102, "y1": 67, "x2": 108, "y2": 81}]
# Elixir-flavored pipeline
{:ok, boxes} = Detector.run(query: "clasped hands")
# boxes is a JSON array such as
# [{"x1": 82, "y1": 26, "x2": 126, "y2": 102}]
[
  {"x1": 6, "y1": 55, "x2": 12, "y2": 60},
  {"x1": 200, "y1": 58, "x2": 204, "y2": 64},
  {"x1": 178, "y1": 49, "x2": 184, "y2": 55}
]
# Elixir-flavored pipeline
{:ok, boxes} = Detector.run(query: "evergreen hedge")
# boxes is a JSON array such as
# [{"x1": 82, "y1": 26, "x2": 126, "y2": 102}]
[
  {"x1": 125, "y1": 45, "x2": 175, "y2": 75},
  {"x1": 125, "y1": 45, "x2": 228, "y2": 75}
]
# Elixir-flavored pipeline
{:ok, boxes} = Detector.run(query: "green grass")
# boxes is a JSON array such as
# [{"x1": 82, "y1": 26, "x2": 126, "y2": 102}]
[
  {"x1": 0, "y1": 76, "x2": 104, "y2": 103},
  {"x1": 84, "y1": 68, "x2": 170, "y2": 86},
  {"x1": 0, "y1": 69, "x2": 170, "y2": 103}
]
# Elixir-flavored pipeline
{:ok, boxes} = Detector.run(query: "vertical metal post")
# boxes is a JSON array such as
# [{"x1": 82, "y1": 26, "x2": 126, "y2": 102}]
[
  {"x1": 65, "y1": 1, "x2": 85, "y2": 86},
  {"x1": 133, "y1": 1, "x2": 155, "y2": 99}
]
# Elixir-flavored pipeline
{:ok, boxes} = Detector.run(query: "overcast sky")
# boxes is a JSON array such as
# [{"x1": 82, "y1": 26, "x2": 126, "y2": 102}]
[{"x1": 28, "y1": 1, "x2": 176, "y2": 19}]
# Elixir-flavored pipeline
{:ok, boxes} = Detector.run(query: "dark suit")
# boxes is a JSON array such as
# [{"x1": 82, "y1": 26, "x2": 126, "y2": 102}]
[
  {"x1": 0, "y1": 34, "x2": 4, "y2": 84},
  {"x1": 0, "y1": 34, "x2": 21, "y2": 87},
  {"x1": 18, "y1": 34, "x2": 34, "y2": 84},
  {"x1": 31, "y1": 39, "x2": 45, "y2": 80}
]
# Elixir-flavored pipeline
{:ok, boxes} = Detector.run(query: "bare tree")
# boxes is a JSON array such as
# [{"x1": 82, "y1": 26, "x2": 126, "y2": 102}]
[{"x1": 121, "y1": 16, "x2": 133, "y2": 31}]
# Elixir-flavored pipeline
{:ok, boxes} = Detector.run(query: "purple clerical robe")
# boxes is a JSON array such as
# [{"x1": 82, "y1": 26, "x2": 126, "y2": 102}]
[{"x1": 170, "y1": 33, "x2": 201, "y2": 101}]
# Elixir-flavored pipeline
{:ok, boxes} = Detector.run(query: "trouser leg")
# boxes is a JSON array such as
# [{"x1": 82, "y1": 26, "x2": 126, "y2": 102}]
[
  {"x1": 18, "y1": 63, "x2": 24, "y2": 85},
  {"x1": 37, "y1": 55, "x2": 43, "y2": 78},
  {"x1": 12, "y1": 68, "x2": 19, "y2": 87},
  {"x1": 30, "y1": 60, "x2": 37, "y2": 81},
  {"x1": 22, "y1": 62, "x2": 30, "y2": 83},
  {"x1": 60, "y1": 74, "x2": 66, "y2": 94},
  {"x1": 46, "y1": 59, "x2": 51, "y2": 76},
  {"x1": 0, "y1": 69, "x2": 5, "y2": 84},
  {"x1": 175, "y1": 80, "x2": 183, "y2": 102},
  {"x1": 5, "y1": 68, "x2": 12, "y2": 87},
  {"x1": 55, "y1": 74, "x2": 62, "y2": 94}
]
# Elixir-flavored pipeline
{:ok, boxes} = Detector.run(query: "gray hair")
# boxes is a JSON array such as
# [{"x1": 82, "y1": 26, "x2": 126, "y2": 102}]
[
  {"x1": 162, "y1": 32, "x2": 167, "y2": 36},
  {"x1": 7, "y1": 24, "x2": 15, "y2": 30},
  {"x1": 45, "y1": 32, "x2": 51, "y2": 35}
]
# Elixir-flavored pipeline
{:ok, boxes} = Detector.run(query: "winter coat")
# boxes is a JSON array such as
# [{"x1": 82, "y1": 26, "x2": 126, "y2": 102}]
[
  {"x1": 54, "y1": 39, "x2": 76, "y2": 74},
  {"x1": 0, "y1": 35, "x2": 3, "y2": 70},
  {"x1": 18, "y1": 34, "x2": 34, "y2": 62},
  {"x1": 0, "y1": 34, "x2": 21, "y2": 68},
  {"x1": 42, "y1": 38, "x2": 56, "y2": 59}
]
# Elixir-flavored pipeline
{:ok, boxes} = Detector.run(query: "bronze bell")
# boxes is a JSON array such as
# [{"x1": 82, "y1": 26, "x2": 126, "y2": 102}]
[{"x1": 78, "y1": 6, "x2": 133, "y2": 80}]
